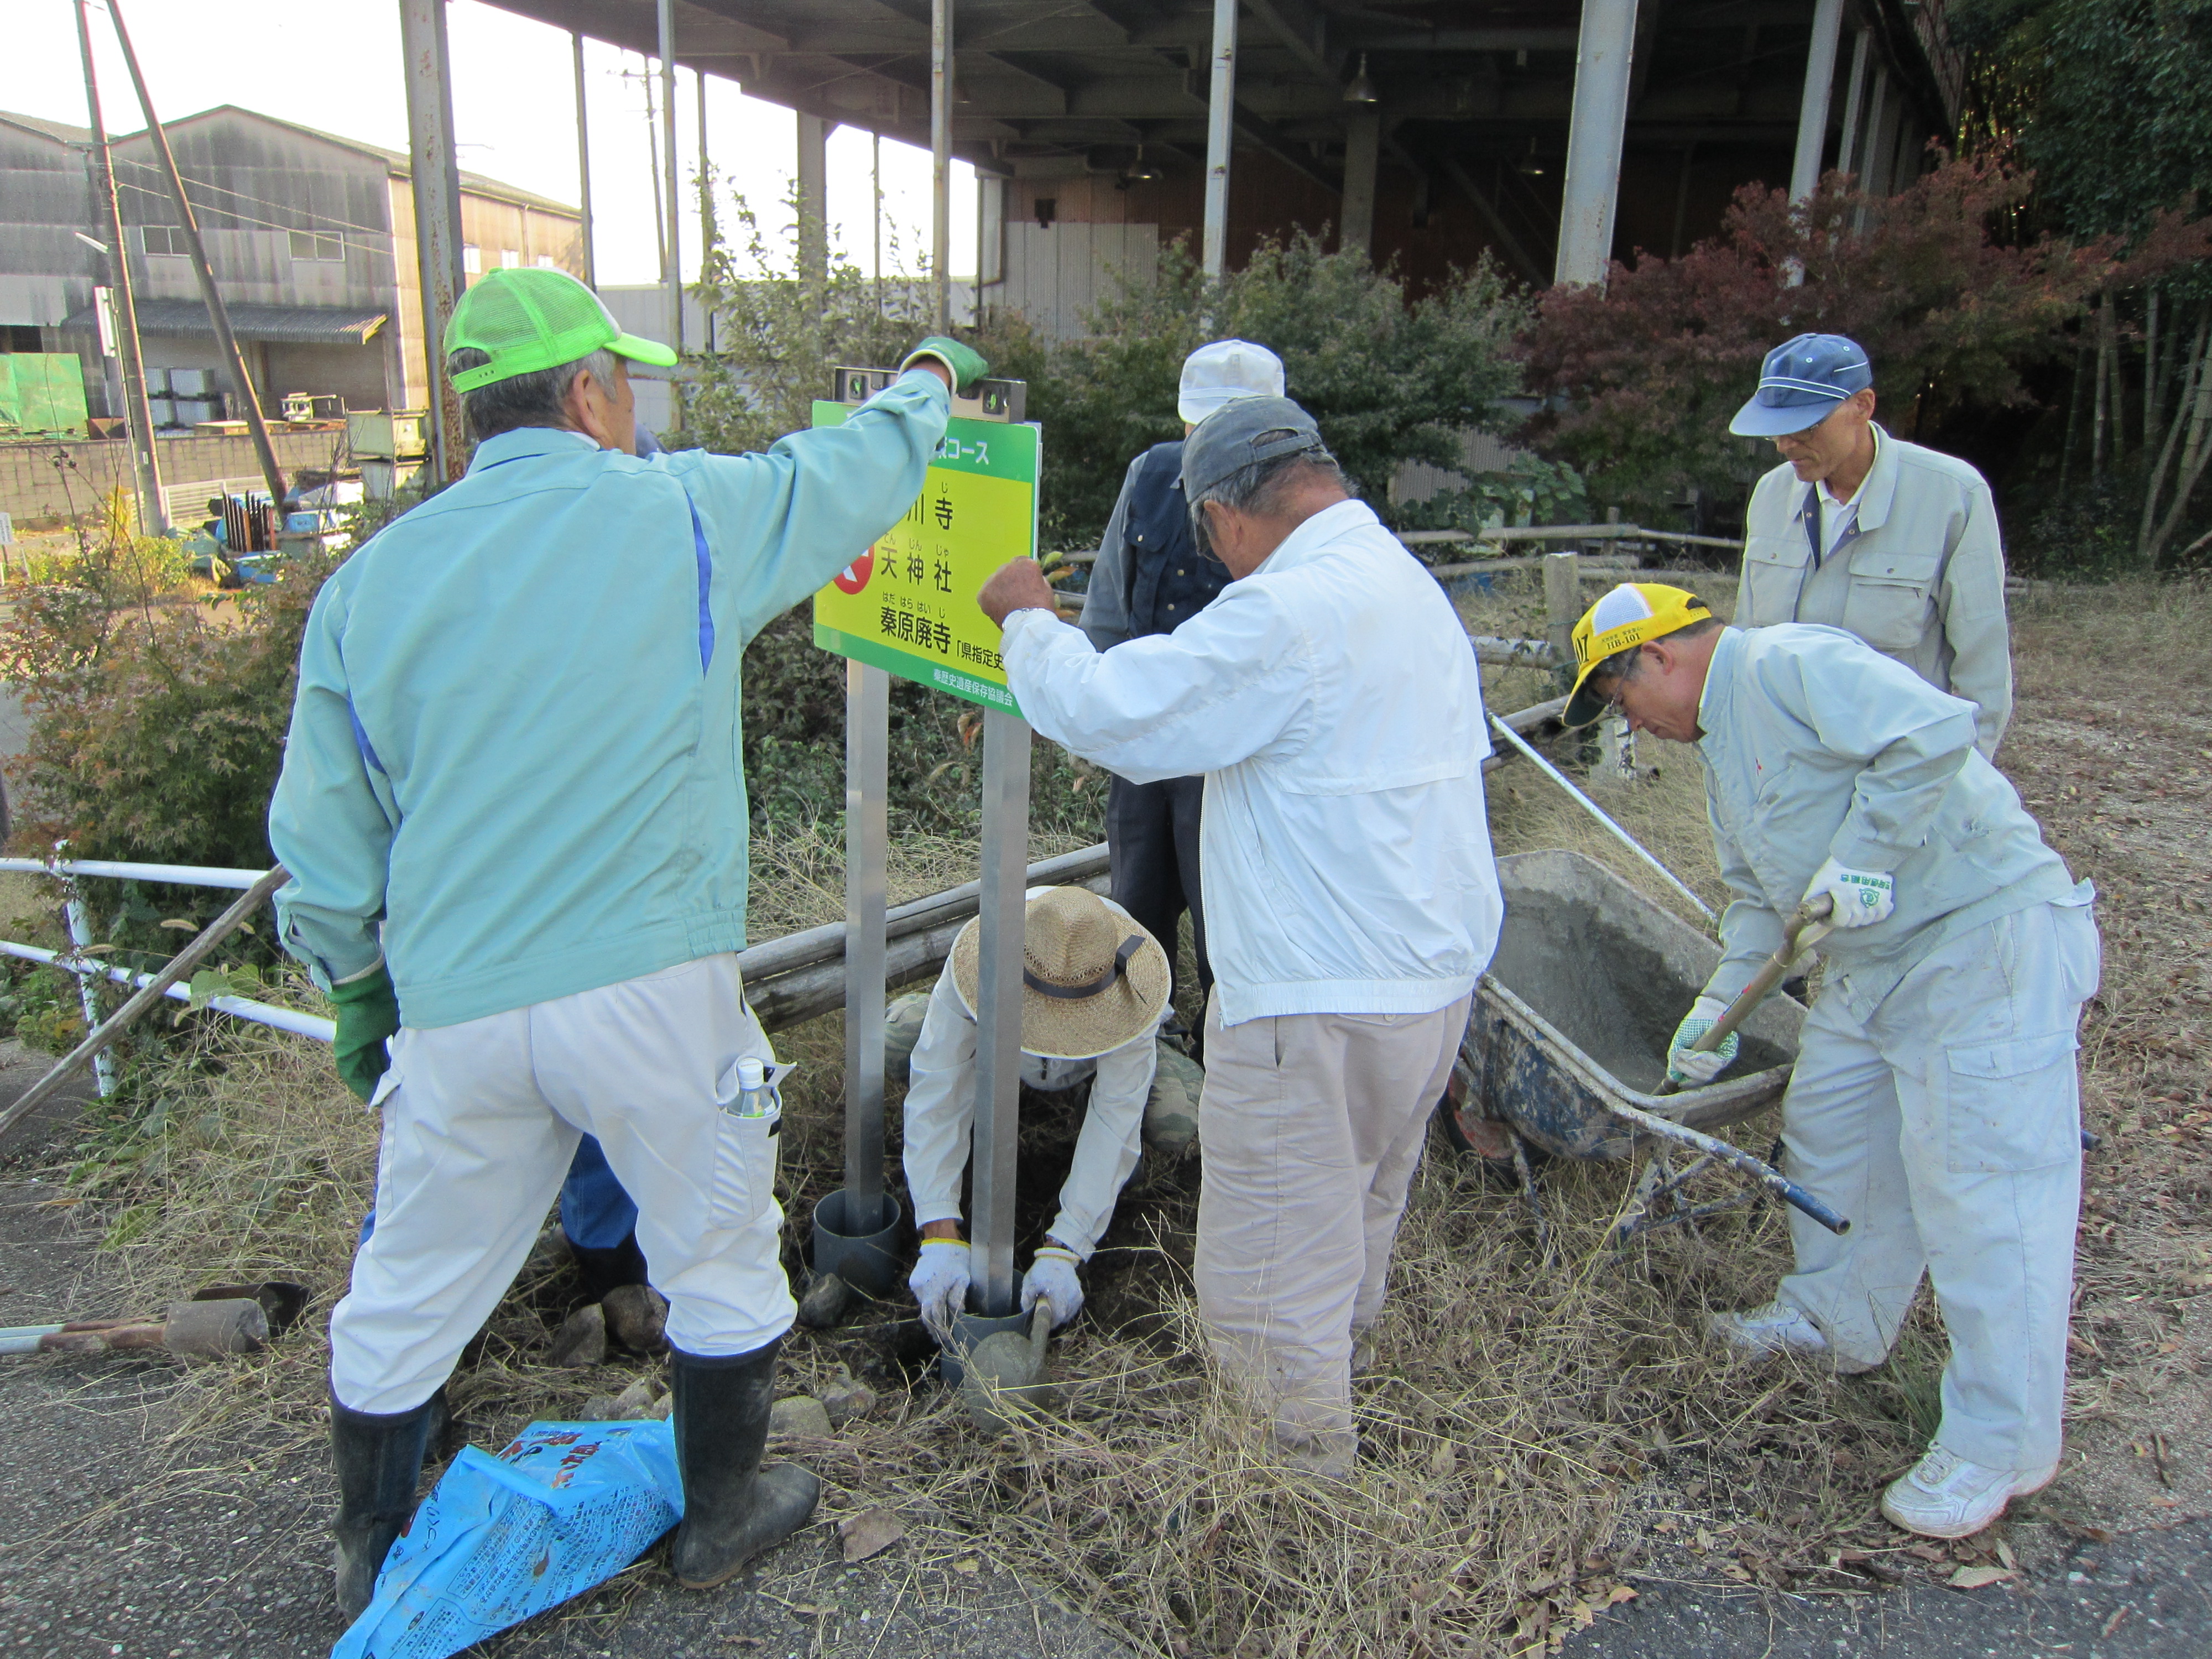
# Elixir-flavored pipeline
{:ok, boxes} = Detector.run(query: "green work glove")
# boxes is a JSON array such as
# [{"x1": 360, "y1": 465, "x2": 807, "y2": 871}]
[
  {"x1": 329, "y1": 963, "x2": 401, "y2": 1103},
  {"x1": 1666, "y1": 995, "x2": 1739, "y2": 1087},
  {"x1": 900, "y1": 336, "x2": 990, "y2": 394}
]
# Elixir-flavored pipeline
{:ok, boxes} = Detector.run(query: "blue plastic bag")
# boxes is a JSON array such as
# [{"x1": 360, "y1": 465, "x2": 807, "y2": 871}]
[{"x1": 331, "y1": 1418, "x2": 685, "y2": 1659}]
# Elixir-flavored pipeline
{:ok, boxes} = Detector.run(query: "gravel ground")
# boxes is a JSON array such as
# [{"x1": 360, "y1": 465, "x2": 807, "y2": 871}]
[{"x1": 0, "y1": 1100, "x2": 1131, "y2": 1659}]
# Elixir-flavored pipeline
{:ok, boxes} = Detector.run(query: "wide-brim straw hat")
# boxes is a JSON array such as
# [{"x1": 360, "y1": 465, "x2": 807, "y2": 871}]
[{"x1": 950, "y1": 886, "x2": 1171, "y2": 1061}]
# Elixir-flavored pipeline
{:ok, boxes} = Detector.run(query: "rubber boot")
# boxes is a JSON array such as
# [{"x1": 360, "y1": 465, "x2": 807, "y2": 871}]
[
  {"x1": 571, "y1": 1230, "x2": 649, "y2": 1304},
  {"x1": 668, "y1": 1337, "x2": 822, "y2": 1589},
  {"x1": 330, "y1": 1390, "x2": 437, "y2": 1619}
]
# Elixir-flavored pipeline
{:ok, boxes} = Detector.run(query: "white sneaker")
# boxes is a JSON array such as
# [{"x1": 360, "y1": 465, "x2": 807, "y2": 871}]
[
  {"x1": 1709, "y1": 1301, "x2": 1879, "y2": 1374},
  {"x1": 1710, "y1": 1300, "x2": 1832, "y2": 1358},
  {"x1": 1880, "y1": 1444, "x2": 2059, "y2": 1539}
]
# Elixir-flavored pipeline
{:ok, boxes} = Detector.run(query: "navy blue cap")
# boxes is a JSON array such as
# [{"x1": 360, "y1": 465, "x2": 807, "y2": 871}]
[
  {"x1": 1729, "y1": 333, "x2": 1874, "y2": 437},
  {"x1": 1180, "y1": 395, "x2": 1327, "y2": 503}
]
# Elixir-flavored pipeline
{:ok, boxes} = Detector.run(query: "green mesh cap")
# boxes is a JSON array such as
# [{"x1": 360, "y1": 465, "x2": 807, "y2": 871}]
[{"x1": 443, "y1": 267, "x2": 679, "y2": 392}]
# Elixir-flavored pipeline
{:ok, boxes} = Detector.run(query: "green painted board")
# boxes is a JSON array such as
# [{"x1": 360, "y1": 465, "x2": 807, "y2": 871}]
[{"x1": 0, "y1": 354, "x2": 90, "y2": 437}]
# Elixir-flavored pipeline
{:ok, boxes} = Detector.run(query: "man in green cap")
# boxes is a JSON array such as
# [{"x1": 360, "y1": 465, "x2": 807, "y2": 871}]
[{"x1": 267, "y1": 266, "x2": 987, "y2": 1616}]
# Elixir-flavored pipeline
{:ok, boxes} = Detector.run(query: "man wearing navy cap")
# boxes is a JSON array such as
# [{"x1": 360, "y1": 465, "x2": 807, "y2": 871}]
[{"x1": 1731, "y1": 333, "x2": 2012, "y2": 758}]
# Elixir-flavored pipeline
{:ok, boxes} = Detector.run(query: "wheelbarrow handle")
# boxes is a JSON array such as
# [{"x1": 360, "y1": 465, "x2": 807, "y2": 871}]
[{"x1": 1606, "y1": 1097, "x2": 1850, "y2": 1236}]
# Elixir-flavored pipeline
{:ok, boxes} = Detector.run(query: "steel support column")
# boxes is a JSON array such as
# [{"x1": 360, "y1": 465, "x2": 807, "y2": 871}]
[
  {"x1": 1202, "y1": 0, "x2": 1239, "y2": 282},
  {"x1": 398, "y1": 0, "x2": 469, "y2": 483},
  {"x1": 968, "y1": 711, "x2": 1031, "y2": 1317},
  {"x1": 1553, "y1": 0, "x2": 1637, "y2": 286},
  {"x1": 931, "y1": 0, "x2": 953, "y2": 331},
  {"x1": 1835, "y1": 27, "x2": 1871, "y2": 183},
  {"x1": 797, "y1": 112, "x2": 830, "y2": 294},
  {"x1": 1340, "y1": 108, "x2": 1381, "y2": 258},
  {"x1": 1788, "y1": 0, "x2": 1845, "y2": 204}
]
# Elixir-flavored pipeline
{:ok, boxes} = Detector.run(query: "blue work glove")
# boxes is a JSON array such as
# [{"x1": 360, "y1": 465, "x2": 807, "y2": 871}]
[
  {"x1": 1666, "y1": 996, "x2": 1739, "y2": 1088},
  {"x1": 900, "y1": 336, "x2": 990, "y2": 394},
  {"x1": 909, "y1": 1238, "x2": 971, "y2": 1343},
  {"x1": 1020, "y1": 1245, "x2": 1083, "y2": 1330},
  {"x1": 329, "y1": 963, "x2": 400, "y2": 1103}
]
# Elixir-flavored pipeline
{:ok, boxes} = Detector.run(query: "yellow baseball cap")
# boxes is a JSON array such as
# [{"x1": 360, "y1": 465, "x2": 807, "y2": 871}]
[{"x1": 1563, "y1": 583, "x2": 1715, "y2": 727}]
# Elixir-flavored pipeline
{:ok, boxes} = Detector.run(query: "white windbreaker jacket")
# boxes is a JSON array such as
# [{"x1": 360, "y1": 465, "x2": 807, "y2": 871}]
[{"x1": 1001, "y1": 498, "x2": 1503, "y2": 1027}]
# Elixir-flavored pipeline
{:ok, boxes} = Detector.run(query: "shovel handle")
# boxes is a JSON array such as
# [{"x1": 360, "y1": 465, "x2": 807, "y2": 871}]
[
  {"x1": 1655, "y1": 895, "x2": 1834, "y2": 1098},
  {"x1": 1029, "y1": 1299, "x2": 1055, "y2": 1355}
]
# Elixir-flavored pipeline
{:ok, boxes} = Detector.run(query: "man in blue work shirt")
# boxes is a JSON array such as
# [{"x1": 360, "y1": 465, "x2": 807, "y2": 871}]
[
  {"x1": 1079, "y1": 340, "x2": 1284, "y2": 1027},
  {"x1": 268, "y1": 266, "x2": 987, "y2": 1615}
]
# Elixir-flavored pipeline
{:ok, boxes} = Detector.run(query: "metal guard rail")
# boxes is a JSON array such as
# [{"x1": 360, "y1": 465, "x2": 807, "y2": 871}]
[{"x1": 0, "y1": 858, "x2": 332, "y2": 1072}]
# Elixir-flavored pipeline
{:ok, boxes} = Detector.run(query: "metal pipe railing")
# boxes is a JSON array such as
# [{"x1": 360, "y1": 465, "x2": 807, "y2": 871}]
[{"x1": 0, "y1": 939, "x2": 334, "y2": 1044}]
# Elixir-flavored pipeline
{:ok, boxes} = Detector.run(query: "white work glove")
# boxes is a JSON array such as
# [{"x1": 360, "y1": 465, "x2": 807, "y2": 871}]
[
  {"x1": 1666, "y1": 997, "x2": 1740, "y2": 1087},
  {"x1": 1802, "y1": 856, "x2": 1895, "y2": 928},
  {"x1": 1020, "y1": 1245, "x2": 1083, "y2": 1329},
  {"x1": 907, "y1": 1239, "x2": 971, "y2": 1342}
]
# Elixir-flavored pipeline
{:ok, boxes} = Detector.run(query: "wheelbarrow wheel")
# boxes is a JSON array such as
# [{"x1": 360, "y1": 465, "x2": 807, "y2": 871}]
[{"x1": 1433, "y1": 1046, "x2": 1515, "y2": 1162}]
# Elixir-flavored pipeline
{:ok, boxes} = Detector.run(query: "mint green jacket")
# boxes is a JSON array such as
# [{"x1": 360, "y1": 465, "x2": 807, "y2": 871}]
[{"x1": 269, "y1": 372, "x2": 948, "y2": 1029}]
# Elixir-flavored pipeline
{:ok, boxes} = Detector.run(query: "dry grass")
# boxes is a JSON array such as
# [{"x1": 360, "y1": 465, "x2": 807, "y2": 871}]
[{"x1": 36, "y1": 573, "x2": 2212, "y2": 1656}]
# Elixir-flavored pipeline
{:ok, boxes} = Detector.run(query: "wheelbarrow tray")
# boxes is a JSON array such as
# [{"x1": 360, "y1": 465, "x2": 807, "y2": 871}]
[{"x1": 1470, "y1": 849, "x2": 1806, "y2": 1161}]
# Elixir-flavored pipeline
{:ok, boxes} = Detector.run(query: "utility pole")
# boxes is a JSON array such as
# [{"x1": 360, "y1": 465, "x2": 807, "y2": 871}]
[
  {"x1": 108, "y1": 0, "x2": 285, "y2": 508},
  {"x1": 398, "y1": 0, "x2": 469, "y2": 485},
  {"x1": 74, "y1": 0, "x2": 163, "y2": 534},
  {"x1": 572, "y1": 32, "x2": 596, "y2": 288}
]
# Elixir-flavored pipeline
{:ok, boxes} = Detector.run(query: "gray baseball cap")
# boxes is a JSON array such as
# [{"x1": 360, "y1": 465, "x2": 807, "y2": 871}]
[{"x1": 1181, "y1": 395, "x2": 1327, "y2": 503}]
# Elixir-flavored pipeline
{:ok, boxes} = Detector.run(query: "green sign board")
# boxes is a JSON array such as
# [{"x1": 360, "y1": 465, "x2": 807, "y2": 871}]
[{"x1": 810, "y1": 401, "x2": 1040, "y2": 713}]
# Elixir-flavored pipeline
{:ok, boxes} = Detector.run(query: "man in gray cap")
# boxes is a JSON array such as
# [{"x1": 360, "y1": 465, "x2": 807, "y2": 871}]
[
  {"x1": 1731, "y1": 333, "x2": 2012, "y2": 757},
  {"x1": 977, "y1": 398, "x2": 1503, "y2": 1477},
  {"x1": 1081, "y1": 340, "x2": 1287, "y2": 1032}
]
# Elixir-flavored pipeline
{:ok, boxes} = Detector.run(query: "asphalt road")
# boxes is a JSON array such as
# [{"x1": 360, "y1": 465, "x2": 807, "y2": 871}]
[{"x1": 1573, "y1": 1522, "x2": 2212, "y2": 1657}]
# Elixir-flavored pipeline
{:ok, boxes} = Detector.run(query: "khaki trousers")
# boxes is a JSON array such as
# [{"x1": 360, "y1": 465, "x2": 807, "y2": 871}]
[{"x1": 1194, "y1": 991, "x2": 1469, "y2": 1472}]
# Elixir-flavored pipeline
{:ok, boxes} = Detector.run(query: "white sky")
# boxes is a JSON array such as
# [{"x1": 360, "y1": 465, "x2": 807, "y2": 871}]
[{"x1": 19, "y1": 0, "x2": 978, "y2": 288}]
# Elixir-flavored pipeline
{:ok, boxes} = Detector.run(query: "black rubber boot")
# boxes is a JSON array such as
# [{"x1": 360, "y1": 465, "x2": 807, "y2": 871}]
[
  {"x1": 571, "y1": 1230, "x2": 650, "y2": 1304},
  {"x1": 669, "y1": 1338, "x2": 822, "y2": 1589},
  {"x1": 330, "y1": 1391, "x2": 437, "y2": 1619}
]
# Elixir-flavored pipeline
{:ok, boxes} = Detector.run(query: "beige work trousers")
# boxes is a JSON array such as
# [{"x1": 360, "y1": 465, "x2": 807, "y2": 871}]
[{"x1": 1194, "y1": 990, "x2": 1469, "y2": 1474}]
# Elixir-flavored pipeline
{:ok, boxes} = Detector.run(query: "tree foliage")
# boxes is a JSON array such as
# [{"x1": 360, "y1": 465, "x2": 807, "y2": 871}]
[
  {"x1": 3, "y1": 520, "x2": 330, "y2": 871},
  {"x1": 1518, "y1": 156, "x2": 2120, "y2": 520},
  {"x1": 1954, "y1": 0, "x2": 2212, "y2": 244},
  {"x1": 1030, "y1": 234, "x2": 1527, "y2": 542}
]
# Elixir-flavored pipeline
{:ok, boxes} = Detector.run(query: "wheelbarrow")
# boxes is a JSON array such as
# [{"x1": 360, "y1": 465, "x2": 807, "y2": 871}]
[{"x1": 1436, "y1": 849, "x2": 1848, "y2": 1250}]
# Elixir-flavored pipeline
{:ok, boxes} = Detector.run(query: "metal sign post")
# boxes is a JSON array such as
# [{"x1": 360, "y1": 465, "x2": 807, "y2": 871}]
[
  {"x1": 967, "y1": 710, "x2": 1029, "y2": 1316},
  {"x1": 808, "y1": 369, "x2": 1038, "y2": 1314}
]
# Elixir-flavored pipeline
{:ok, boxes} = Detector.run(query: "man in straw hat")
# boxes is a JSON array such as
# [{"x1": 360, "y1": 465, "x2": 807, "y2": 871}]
[
  {"x1": 1562, "y1": 583, "x2": 2097, "y2": 1539},
  {"x1": 977, "y1": 397, "x2": 1503, "y2": 1476},
  {"x1": 904, "y1": 886, "x2": 1173, "y2": 1339},
  {"x1": 1081, "y1": 340, "x2": 1288, "y2": 1032},
  {"x1": 267, "y1": 263, "x2": 991, "y2": 1612}
]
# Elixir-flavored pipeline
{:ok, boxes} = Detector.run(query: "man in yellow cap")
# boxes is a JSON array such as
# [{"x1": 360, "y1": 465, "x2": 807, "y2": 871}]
[
  {"x1": 1564, "y1": 585, "x2": 2097, "y2": 1541},
  {"x1": 267, "y1": 265, "x2": 989, "y2": 1614}
]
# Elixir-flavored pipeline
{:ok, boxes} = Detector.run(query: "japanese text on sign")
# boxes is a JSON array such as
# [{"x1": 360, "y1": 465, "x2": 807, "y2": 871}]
[{"x1": 811, "y1": 402, "x2": 1040, "y2": 713}]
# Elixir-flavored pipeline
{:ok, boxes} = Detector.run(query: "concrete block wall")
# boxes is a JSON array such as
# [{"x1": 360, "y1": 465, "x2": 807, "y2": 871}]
[{"x1": 0, "y1": 430, "x2": 350, "y2": 528}]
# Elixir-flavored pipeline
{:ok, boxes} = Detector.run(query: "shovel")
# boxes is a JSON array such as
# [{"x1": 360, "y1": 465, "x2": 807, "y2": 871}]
[
  {"x1": 954, "y1": 1298, "x2": 1058, "y2": 1433},
  {"x1": 2, "y1": 1296, "x2": 271, "y2": 1360},
  {"x1": 1655, "y1": 894, "x2": 1835, "y2": 1099}
]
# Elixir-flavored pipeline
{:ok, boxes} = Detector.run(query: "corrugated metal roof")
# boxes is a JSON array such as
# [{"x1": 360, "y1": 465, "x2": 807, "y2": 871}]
[
  {"x1": 58, "y1": 298, "x2": 388, "y2": 345},
  {"x1": 0, "y1": 111, "x2": 92, "y2": 147},
  {"x1": 107, "y1": 106, "x2": 582, "y2": 217}
]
